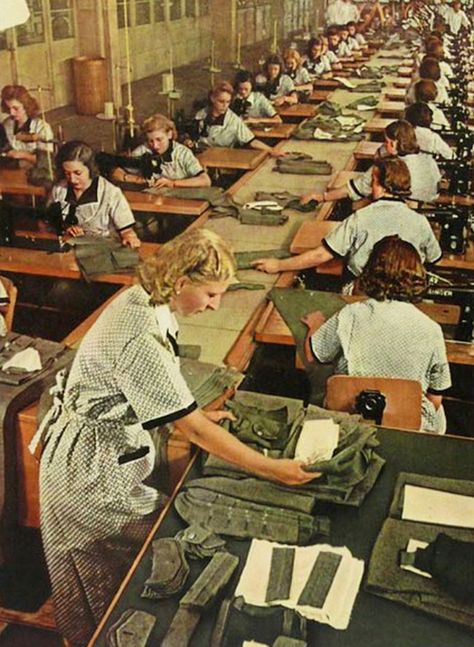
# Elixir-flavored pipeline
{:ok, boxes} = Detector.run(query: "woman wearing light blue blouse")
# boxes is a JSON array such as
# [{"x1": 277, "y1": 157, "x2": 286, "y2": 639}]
[
  {"x1": 303, "y1": 236, "x2": 451, "y2": 434},
  {"x1": 194, "y1": 81, "x2": 284, "y2": 156}
]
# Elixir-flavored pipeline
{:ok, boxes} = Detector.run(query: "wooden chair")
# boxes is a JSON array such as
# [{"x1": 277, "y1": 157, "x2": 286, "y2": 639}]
[
  {"x1": 325, "y1": 375, "x2": 423, "y2": 431},
  {"x1": 0, "y1": 275, "x2": 17, "y2": 331}
]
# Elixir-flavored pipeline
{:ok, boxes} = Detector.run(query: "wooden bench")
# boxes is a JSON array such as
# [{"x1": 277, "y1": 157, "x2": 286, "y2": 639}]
[
  {"x1": 352, "y1": 140, "x2": 381, "y2": 160},
  {"x1": 376, "y1": 100, "x2": 405, "y2": 117},
  {"x1": 276, "y1": 103, "x2": 317, "y2": 120},
  {"x1": 363, "y1": 117, "x2": 395, "y2": 134}
]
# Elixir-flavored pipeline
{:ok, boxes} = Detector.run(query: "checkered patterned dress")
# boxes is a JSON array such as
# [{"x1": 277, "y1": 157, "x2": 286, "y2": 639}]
[
  {"x1": 38, "y1": 285, "x2": 196, "y2": 645},
  {"x1": 311, "y1": 299, "x2": 452, "y2": 433}
]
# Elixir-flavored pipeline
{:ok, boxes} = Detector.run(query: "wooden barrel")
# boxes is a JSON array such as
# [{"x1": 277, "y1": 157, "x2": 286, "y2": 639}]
[{"x1": 73, "y1": 56, "x2": 107, "y2": 115}]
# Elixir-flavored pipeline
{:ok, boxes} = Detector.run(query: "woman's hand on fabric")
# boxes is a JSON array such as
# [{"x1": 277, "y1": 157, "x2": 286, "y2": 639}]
[
  {"x1": 270, "y1": 148, "x2": 287, "y2": 158},
  {"x1": 120, "y1": 229, "x2": 141, "y2": 248},
  {"x1": 300, "y1": 191, "x2": 323, "y2": 205},
  {"x1": 151, "y1": 176, "x2": 174, "y2": 189},
  {"x1": 250, "y1": 258, "x2": 281, "y2": 273},
  {"x1": 203, "y1": 410, "x2": 236, "y2": 424},
  {"x1": 65, "y1": 225, "x2": 84, "y2": 237},
  {"x1": 301, "y1": 310, "x2": 326, "y2": 332},
  {"x1": 270, "y1": 458, "x2": 321, "y2": 485}
]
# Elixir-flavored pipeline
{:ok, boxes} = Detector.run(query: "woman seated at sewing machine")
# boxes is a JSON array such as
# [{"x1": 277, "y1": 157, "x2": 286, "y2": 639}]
[
  {"x1": 252, "y1": 158, "x2": 441, "y2": 283},
  {"x1": 404, "y1": 102, "x2": 454, "y2": 159},
  {"x1": 302, "y1": 37, "x2": 334, "y2": 78},
  {"x1": 49, "y1": 140, "x2": 140, "y2": 247},
  {"x1": 301, "y1": 119, "x2": 441, "y2": 205},
  {"x1": 0, "y1": 85, "x2": 53, "y2": 165},
  {"x1": 231, "y1": 70, "x2": 281, "y2": 123},
  {"x1": 193, "y1": 81, "x2": 284, "y2": 156},
  {"x1": 255, "y1": 55, "x2": 298, "y2": 107},
  {"x1": 111, "y1": 113, "x2": 211, "y2": 189},
  {"x1": 303, "y1": 236, "x2": 451, "y2": 434},
  {"x1": 283, "y1": 49, "x2": 313, "y2": 93}
]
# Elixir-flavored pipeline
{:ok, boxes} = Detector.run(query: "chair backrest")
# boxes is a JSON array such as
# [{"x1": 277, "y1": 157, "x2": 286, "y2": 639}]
[
  {"x1": 0, "y1": 276, "x2": 18, "y2": 332},
  {"x1": 325, "y1": 375, "x2": 423, "y2": 431}
]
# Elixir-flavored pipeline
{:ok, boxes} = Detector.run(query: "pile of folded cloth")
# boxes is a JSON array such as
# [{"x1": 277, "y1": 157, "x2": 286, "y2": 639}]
[{"x1": 294, "y1": 114, "x2": 365, "y2": 142}]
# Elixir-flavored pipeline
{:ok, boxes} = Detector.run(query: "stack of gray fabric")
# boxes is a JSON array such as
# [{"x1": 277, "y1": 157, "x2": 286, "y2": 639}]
[
  {"x1": 174, "y1": 393, "x2": 385, "y2": 545},
  {"x1": 366, "y1": 472, "x2": 474, "y2": 629},
  {"x1": 141, "y1": 538, "x2": 190, "y2": 600},
  {"x1": 175, "y1": 524, "x2": 226, "y2": 559},
  {"x1": 294, "y1": 115, "x2": 364, "y2": 142}
]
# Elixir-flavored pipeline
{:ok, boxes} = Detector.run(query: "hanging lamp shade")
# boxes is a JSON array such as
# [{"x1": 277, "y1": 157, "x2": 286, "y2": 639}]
[{"x1": 0, "y1": 0, "x2": 30, "y2": 31}]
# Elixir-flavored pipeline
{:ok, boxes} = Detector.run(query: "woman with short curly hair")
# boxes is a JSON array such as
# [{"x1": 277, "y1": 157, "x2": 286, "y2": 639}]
[
  {"x1": 0, "y1": 84, "x2": 53, "y2": 163},
  {"x1": 304, "y1": 235, "x2": 451, "y2": 434}
]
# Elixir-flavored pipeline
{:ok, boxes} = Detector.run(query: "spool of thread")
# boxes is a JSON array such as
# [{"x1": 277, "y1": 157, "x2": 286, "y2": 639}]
[
  {"x1": 104, "y1": 101, "x2": 115, "y2": 118},
  {"x1": 162, "y1": 73, "x2": 174, "y2": 93}
]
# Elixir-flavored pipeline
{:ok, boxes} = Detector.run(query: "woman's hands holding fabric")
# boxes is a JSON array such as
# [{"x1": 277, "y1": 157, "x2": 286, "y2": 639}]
[
  {"x1": 269, "y1": 458, "x2": 321, "y2": 485},
  {"x1": 250, "y1": 258, "x2": 281, "y2": 273},
  {"x1": 120, "y1": 229, "x2": 141, "y2": 248},
  {"x1": 300, "y1": 191, "x2": 323, "y2": 205},
  {"x1": 203, "y1": 410, "x2": 236, "y2": 424}
]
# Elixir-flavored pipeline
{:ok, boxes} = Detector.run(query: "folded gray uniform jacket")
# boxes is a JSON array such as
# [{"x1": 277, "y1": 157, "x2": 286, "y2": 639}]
[
  {"x1": 254, "y1": 191, "x2": 318, "y2": 213},
  {"x1": 293, "y1": 115, "x2": 363, "y2": 142},
  {"x1": 174, "y1": 486, "x2": 330, "y2": 545},
  {"x1": 317, "y1": 101, "x2": 343, "y2": 117},
  {"x1": 346, "y1": 95, "x2": 379, "y2": 111},
  {"x1": 349, "y1": 81, "x2": 384, "y2": 93},
  {"x1": 273, "y1": 158, "x2": 333, "y2": 175},
  {"x1": 71, "y1": 236, "x2": 139, "y2": 282},
  {"x1": 234, "y1": 249, "x2": 291, "y2": 270},
  {"x1": 202, "y1": 399, "x2": 385, "y2": 507},
  {"x1": 366, "y1": 471, "x2": 474, "y2": 629}
]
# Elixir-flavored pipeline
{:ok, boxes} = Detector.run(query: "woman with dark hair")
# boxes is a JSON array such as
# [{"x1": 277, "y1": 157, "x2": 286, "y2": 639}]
[
  {"x1": 412, "y1": 79, "x2": 450, "y2": 129},
  {"x1": 404, "y1": 102, "x2": 454, "y2": 158},
  {"x1": 193, "y1": 81, "x2": 282, "y2": 156},
  {"x1": 50, "y1": 140, "x2": 140, "y2": 246},
  {"x1": 302, "y1": 120, "x2": 441, "y2": 205},
  {"x1": 406, "y1": 56, "x2": 449, "y2": 105},
  {"x1": 253, "y1": 158, "x2": 441, "y2": 281},
  {"x1": 302, "y1": 37, "x2": 333, "y2": 77},
  {"x1": 33, "y1": 228, "x2": 316, "y2": 646},
  {"x1": 231, "y1": 70, "x2": 280, "y2": 121},
  {"x1": 256, "y1": 55, "x2": 298, "y2": 106},
  {"x1": 303, "y1": 236, "x2": 451, "y2": 434},
  {"x1": 0, "y1": 84, "x2": 53, "y2": 163}
]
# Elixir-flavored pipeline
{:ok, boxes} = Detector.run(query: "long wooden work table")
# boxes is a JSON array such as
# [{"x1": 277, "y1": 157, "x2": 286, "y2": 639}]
[{"x1": 2, "y1": 35, "x2": 474, "y2": 644}]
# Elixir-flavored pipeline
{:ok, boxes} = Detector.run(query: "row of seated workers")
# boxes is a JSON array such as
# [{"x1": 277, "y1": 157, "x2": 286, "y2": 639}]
[{"x1": 0, "y1": 3, "x2": 472, "y2": 644}]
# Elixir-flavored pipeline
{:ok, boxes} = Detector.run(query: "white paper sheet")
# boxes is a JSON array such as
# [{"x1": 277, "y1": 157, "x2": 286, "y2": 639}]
[
  {"x1": 402, "y1": 484, "x2": 474, "y2": 529},
  {"x1": 334, "y1": 76, "x2": 357, "y2": 89},
  {"x1": 294, "y1": 419, "x2": 339, "y2": 463},
  {"x1": 235, "y1": 539, "x2": 364, "y2": 630},
  {"x1": 2, "y1": 347, "x2": 42, "y2": 372}
]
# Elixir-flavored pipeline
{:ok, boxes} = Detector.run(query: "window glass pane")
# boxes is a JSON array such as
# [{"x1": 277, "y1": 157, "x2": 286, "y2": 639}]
[
  {"x1": 136, "y1": 0, "x2": 151, "y2": 25},
  {"x1": 117, "y1": 0, "x2": 132, "y2": 28},
  {"x1": 185, "y1": 0, "x2": 196, "y2": 17},
  {"x1": 17, "y1": 0, "x2": 45, "y2": 46},
  {"x1": 154, "y1": 0, "x2": 165, "y2": 22},
  {"x1": 50, "y1": 0, "x2": 75, "y2": 40},
  {"x1": 0, "y1": 33, "x2": 8, "y2": 51},
  {"x1": 170, "y1": 0, "x2": 182, "y2": 20}
]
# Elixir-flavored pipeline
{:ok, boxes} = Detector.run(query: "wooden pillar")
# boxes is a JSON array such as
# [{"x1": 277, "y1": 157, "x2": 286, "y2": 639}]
[
  {"x1": 75, "y1": 0, "x2": 122, "y2": 111},
  {"x1": 209, "y1": 0, "x2": 237, "y2": 66}
]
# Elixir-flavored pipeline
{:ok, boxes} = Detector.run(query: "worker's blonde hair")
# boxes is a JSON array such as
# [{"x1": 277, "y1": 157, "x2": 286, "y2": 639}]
[
  {"x1": 138, "y1": 228, "x2": 235, "y2": 305},
  {"x1": 142, "y1": 113, "x2": 177, "y2": 140},
  {"x1": 283, "y1": 48, "x2": 303, "y2": 68}
]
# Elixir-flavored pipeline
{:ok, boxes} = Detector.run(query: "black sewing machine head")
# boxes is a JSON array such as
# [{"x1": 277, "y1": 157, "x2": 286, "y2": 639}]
[
  {"x1": 433, "y1": 207, "x2": 470, "y2": 255},
  {"x1": 355, "y1": 390, "x2": 386, "y2": 425}
]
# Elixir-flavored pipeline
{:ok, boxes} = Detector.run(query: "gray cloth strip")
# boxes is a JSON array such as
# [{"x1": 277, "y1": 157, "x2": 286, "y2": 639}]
[
  {"x1": 160, "y1": 607, "x2": 201, "y2": 647},
  {"x1": 105, "y1": 609, "x2": 155, "y2": 647},
  {"x1": 265, "y1": 546, "x2": 295, "y2": 603},
  {"x1": 297, "y1": 551, "x2": 342, "y2": 608},
  {"x1": 180, "y1": 551, "x2": 239, "y2": 609}
]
